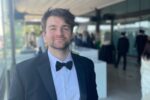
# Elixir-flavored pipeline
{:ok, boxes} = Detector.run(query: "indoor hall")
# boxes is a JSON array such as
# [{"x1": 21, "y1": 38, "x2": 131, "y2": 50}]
[{"x1": 1, "y1": 0, "x2": 150, "y2": 100}]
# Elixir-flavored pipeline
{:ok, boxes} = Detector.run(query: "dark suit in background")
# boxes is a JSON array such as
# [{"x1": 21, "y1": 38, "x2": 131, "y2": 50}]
[
  {"x1": 135, "y1": 30, "x2": 148, "y2": 64},
  {"x1": 116, "y1": 32, "x2": 129, "y2": 70},
  {"x1": 98, "y1": 43, "x2": 116, "y2": 64},
  {"x1": 9, "y1": 52, "x2": 98, "y2": 100}
]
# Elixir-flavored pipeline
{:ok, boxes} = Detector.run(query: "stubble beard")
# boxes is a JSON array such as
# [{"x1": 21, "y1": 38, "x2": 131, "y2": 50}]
[{"x1": 49, "y1": 41, "x2": 71, "y2": 51}]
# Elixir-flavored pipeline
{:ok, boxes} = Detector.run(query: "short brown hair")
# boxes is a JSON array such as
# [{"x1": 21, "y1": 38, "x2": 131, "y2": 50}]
[{"x1": 41, "y1": 8, "x2": 75, "y2": 32}]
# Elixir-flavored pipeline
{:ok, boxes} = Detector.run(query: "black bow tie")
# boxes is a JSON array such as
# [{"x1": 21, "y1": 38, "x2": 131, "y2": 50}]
[{"x1": 56, "y1": 61, "x2": 73, "y2": 71}]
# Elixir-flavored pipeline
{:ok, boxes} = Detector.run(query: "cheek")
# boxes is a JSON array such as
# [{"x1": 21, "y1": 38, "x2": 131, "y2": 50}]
[{"x1": 44, "y1": 34, "x2": 52, "y2": 43}]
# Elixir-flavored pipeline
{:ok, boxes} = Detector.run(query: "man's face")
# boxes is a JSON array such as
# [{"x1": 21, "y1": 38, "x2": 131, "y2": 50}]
[{"x1": 43, "y1": 16, "x2": 72, "y2": 50}]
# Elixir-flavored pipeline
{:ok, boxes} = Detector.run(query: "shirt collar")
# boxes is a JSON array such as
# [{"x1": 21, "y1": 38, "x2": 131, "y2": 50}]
[{"x1": 47, "y1": 51, "x2": 73, "y2": 71}]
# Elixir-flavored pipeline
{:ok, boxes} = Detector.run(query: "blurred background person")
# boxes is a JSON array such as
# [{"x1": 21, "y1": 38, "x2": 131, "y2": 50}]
[
  {"x1": 135, "y1": 29, "x2": 148, "y2": 65},
  {"x1": 141, "y1": 38, "x2": 150, "y2": 100},
  {"x1": 36, "y1": 31, "x2": 46, "y2": 54},
  {"x1": 98, "y1": 40, "x2": 116, "y2": 65},
  {"x1": 116, "y1": 32, "x2": 129, "y2": 71}
]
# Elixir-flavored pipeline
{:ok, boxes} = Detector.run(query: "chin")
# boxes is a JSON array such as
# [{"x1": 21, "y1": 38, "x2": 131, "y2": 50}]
[
  {"x1": 49, "y1": 42, "x2": 70, "y2": 50},
  {"x1": 51, "y1": 45, "x2": 68, "y2": 50}
]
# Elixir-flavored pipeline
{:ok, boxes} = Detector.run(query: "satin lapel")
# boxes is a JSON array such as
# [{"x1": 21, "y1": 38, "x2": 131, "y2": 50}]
[
  {"x1": 72, "y1": 53, "x2": 87, "y2": 100},
  {"x1": 37, "y1": 52, "x2": 57, "y2": 100}
]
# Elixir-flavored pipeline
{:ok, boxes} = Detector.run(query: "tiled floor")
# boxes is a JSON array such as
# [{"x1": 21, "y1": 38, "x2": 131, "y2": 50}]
[{"x1": 101, "y1": 57, "x2": 141, "y2": 100}]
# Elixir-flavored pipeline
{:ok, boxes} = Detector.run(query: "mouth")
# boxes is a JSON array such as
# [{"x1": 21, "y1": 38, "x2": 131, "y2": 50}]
[
  {"x1": 55, "y1": 39, "x2": 66, "y2": 43},
  {"x1": 56, "y1": 38, "x2": 64, "y2": 40},
  {"x1": 55, "y1": 37, "x2": 65, "y2": 41}
]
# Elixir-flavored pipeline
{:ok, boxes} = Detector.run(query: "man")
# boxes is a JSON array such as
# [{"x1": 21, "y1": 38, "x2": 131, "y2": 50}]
[
  {"x1": 9, "y1": 8, "x2": 98, "y2": 100},
  {"x1": 116, "y1": 32, "x2": 129, "y2": 71},
  {"x1": 135, "y1": 29, "x2": 148, "y2": 65}
]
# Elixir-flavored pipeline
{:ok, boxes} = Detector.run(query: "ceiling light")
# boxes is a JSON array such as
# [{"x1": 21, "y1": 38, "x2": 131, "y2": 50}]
[{"x1": 75, "y1": 17, "x2": 89, "y2": 23}]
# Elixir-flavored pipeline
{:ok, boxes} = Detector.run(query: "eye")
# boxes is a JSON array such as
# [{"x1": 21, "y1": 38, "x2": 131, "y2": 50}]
[
  {"x1": 63, "y1": 28, "x2": 69, "y2": 31},
  {"x1": 47, "y1": 27, "x2": 57, "y2": 33},
  {"x1": 49, "y1": 27, "x2": 56, "y2": 31},
  {"x1": 62, "y1": 26, "x2": 70, "y2": 31}
]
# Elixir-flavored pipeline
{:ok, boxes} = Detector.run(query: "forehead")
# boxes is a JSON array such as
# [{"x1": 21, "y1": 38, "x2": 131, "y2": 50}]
[{"x1": 46, "y1": 16, "x2": 67, "y2": 25}]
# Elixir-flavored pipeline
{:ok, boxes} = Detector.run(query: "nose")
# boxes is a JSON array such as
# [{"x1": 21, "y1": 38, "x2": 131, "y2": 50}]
[{"x1": 56, "y1": 28, "x2": 63, "y2": 36}]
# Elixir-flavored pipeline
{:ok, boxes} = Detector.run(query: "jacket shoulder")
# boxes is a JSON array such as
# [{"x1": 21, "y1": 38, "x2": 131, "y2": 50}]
[
  {"x1": 16, "y1": 54, "x2": 46, "y2": 74},
  {"x1": 72, "y1": 52, "x2": 93, "y2": 63},
  {"x1": 16, "y1": 55, "x2": 38, "y2": 68}
]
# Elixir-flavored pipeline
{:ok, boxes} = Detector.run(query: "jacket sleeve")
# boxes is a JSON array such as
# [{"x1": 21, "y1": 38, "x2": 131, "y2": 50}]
[
  {"x1": 87, "y1": 60, "x2": 98, "y2": 100},
  {"x1": 9, "y1": 66, "x2": 25, "y2": 100}
]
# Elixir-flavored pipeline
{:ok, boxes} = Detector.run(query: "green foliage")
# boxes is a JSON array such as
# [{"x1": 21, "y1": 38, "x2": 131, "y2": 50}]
[{"x1": 24, "y1": 25, "x2": 41, "y2": 36}]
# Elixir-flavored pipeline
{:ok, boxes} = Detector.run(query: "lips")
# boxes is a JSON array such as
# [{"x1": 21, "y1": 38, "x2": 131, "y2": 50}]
[
  {"x1": 55, "y1": 38, "x2": 66, "y2": 43},
  {"x1": 55, "y1": 36, "x2": 65, "y2": 40}
]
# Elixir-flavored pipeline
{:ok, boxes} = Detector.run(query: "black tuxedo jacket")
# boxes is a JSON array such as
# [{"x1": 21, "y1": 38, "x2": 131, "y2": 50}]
[{"x1": 9, "y1": 52, "x2": 98, "y2": 100}]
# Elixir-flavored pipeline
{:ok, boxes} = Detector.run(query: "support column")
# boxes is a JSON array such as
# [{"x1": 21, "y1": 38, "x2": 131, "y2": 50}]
[
  {"x1": 110, "y1": 19, "x2": 114, "y2": 44},
  {"x1": 95, "y1": 9, "x2": 101, "y2": 33},
  {"x1": 8, "y1": 0, "x2": 16, "y2": 67}
]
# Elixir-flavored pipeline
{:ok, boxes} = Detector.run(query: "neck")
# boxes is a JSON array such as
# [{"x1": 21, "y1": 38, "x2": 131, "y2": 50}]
[{"x1": 48, "y1": 47, "x2": 70, "y2": 61}]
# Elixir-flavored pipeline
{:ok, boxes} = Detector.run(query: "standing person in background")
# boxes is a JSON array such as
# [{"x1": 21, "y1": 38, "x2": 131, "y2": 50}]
[
  {"x1": 135, "y1": 29, "x2": 148, "y2": 65},
  {"x1": 116, "y1": 32, "x2": 129, "y2": 71},
  {"x1": 9, "y1": 8, "x2": 98, "y2": 100},
  {"x1": 37, "y1": 31, "x2": 46, "y2": 54},
  {"x1": 141, "y1": 38, "x2": 150, "y2": 100},
  {"x1": 29, "y1": 31, "x2": 37, "y2": 48}
]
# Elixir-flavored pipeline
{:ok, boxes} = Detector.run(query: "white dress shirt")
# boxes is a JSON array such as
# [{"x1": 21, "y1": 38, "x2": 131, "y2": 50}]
[{"x1": 48, "y1": 51, "x2": 80, "y2": 100}]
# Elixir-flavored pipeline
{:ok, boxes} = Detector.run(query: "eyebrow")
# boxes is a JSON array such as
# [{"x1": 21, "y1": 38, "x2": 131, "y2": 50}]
[
  {"x1": 48, "y1": 25, "x2": 56, "y2": 28},
  {"x1": 62, "y1": 25, "x2": 70, "y2": 28},
  {"x1": 48, "y1": 24, "x2": 70, "y2": 28}
]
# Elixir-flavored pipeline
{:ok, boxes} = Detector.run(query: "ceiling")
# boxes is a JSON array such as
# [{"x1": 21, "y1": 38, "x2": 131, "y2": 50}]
[
  {"x1": 15, "y1": 0, "x2": 125, "y2": 21},
  {"x1": 86, "y1": 0, "x2": 150, "y2": 24}
]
